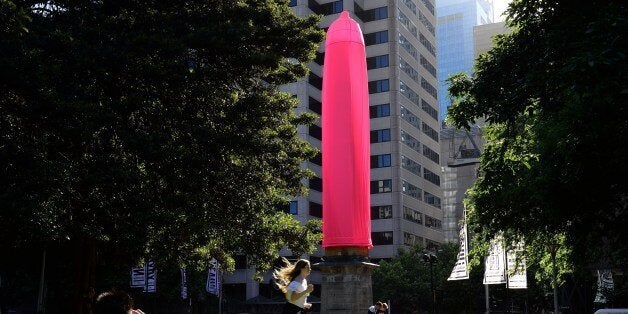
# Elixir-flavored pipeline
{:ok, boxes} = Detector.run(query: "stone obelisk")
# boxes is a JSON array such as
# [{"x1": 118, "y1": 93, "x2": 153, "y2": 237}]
[{"x1": 317, "y1": 11, "x2": 377, "y2": 314}]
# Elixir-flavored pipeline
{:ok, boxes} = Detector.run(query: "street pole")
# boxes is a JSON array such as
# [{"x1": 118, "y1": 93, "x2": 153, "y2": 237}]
[
  {"x1": 551, "y1": 249, "x2": 558, "y2": 314},
  {"x1": 36, "y1": 249, "x2": 46, "y2": 314},
  {"x1": 485, "y1": 284, "x2": 490, "y2": 314},
  {"x1": 430, "y1": 261, "x2": 435, "y2": 314}
]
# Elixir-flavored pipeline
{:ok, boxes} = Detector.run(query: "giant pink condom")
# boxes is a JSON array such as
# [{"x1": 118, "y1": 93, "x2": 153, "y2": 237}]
[{"x1": 322, "y1": 11, "x2": 372, "y2": 249}]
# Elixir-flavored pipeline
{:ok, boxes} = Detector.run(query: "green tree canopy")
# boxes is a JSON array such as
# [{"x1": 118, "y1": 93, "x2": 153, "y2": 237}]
[
  {"x1": 447, "y1": 0, "x2": 627, "y2": 291},
  {"x1": 0, "y1": 0, "x2": 324, "y2": 308}
]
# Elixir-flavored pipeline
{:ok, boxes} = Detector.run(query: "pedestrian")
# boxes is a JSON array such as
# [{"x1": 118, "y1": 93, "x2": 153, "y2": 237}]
[
  {"x1": 273, "y1": 258, "x2": 314, "y2": 314},
  {"x1": 93, "y1": 289, "x2": 145, "y2": 314},
  {"x1": 368, "y1": 301, "x2": 383, "y2": 313}
]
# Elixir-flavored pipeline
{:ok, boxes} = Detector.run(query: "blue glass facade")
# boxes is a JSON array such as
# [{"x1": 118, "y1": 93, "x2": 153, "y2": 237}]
[{"x1": 437, "y1": 0, "x2": 493, "y2": 119}]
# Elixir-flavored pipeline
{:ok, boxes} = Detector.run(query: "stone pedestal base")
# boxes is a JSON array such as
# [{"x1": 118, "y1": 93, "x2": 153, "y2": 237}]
[{"x1": 315, "y1": 255, "x2": 377, "y2": 314}]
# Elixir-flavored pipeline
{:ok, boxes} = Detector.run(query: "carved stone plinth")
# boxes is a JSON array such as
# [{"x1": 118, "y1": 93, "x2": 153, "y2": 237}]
[{"x1": 314, "y1": 249, "x2": 378, "y2": 314}]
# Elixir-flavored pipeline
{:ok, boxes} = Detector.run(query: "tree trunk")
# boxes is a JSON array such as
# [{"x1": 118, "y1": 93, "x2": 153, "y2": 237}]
[{"x1": 72, "y1": 239, "x2": 97, "y2": 314}]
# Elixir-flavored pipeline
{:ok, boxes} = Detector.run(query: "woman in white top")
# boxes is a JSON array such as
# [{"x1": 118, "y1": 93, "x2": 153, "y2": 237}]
[{"x1": 273, "y1": 258, "x2": 314, "y2": 314}]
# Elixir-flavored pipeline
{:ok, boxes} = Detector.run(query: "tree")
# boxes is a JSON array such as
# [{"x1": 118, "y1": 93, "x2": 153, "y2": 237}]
[
  {"x1": 373, "y1": 243, "x2": 484, "y2": 313},
  {"x1": 0, "y1": 0, "x2": 324, "y2": 311},
  {"x1": 447, "y1": 0, "x2": 627, "y2": 298}
]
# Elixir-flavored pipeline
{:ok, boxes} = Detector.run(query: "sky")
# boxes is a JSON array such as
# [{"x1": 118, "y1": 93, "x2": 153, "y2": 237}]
[{"x1": 493, "y1": 0, "x2": 511, "y2": 22}]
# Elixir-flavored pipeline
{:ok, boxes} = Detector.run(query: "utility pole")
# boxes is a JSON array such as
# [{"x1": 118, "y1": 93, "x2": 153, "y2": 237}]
[{"x1": 423, "y1": 253, "x2": 438, "y2": 314}]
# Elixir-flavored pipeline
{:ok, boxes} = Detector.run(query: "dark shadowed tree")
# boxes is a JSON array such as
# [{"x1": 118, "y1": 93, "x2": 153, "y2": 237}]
[
  {"x1": 0, "y1": 0, "x2": 324, "y2": 311},
  {"x1": 446, "y1": 0, "x2": 627, "y2": 305}
]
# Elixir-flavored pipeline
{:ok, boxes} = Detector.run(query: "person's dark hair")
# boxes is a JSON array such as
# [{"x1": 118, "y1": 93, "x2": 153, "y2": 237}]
[{"x1": 94, "y1": 290, "x2": 133, "y2": 314}]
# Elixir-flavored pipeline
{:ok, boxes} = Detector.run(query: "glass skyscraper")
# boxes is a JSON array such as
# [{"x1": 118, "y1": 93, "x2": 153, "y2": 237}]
[{"x1": 436, "y1": 0, "x2": 493, "y2": 119}]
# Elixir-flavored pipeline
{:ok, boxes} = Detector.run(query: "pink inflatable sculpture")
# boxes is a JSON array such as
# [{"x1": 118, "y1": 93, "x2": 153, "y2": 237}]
[{"x1": 322, "y1": 11, "x2": 372, "y2": 249}]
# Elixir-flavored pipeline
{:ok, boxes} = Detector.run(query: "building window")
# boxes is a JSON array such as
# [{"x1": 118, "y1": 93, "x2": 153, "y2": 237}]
[
  {"x1": 308, "y1": 97, "x2": 321, "y2": 114},
  {"x1": 309, "y1": 177, "x2": 322, "y2": 192},
  {"x1": 420, "y1": 55, "x2": 437, "y2": 78},
  {"x1": 420, "y1": 0, "x2": 434, "y2": 15},
  {"x1": 401, "y1": 155, "x2": 421, "y2": 176},
  {"x1": 401, "y1": 0, "x2": 416, "y2": 14},
  {"x1": 309, "y1": 124, "x2": 322, "y2": 140},
  {"x1": 370, "y1": 104, "x2": 390, "y2": 118},
  {"x1": 364, "y1": 30, "x2": 388, "y2": 46},
  {"x1": 421, "y1": 77, "x2": 437, "y2": 99},
  {"x1": 422, "y1": 99, "x2": 438, "y2": 121},
  {"x1": 370, "y1": 129, "x2": 391, "y2": 143},
  {"x1": 423, "y1": 168, "x2": 440, "y2": 186},
  {"x1": 371, "y1": 179, "x2": 392, "y2": 194},
  {"x1": 419, "y1": 32, "x2": 436, "y2": 57},
  {"x1": 372, "y1": 231, "x2": 394, "y2": 245},
  {"x1": 355, "y1": 4, "x2": 388, "y2": 22},
  {"x1": 422, "y1": 122, "x2": 439, "y2": 142},
  {"x1": 283, "y1": 201, "x2": 298, "y2": 215},
  {"x1": 400, "y1": 106, "x2": 421, "y2": 129},
  {"x1": 308, "y1": 73, "x2": 322, "y2": 90},
  {"x1": 398, "y1": 33, "x2": 418, "y2": 60},
  {"x1": 309, "y1": 152, "x2": 321, "y2": 166},
  {"x1": 399, "y1": 57, "x2": 419, "y2": 83},
  {"x1": 309, "y1": 201, "x2": 322, "y2": 218},
  {"x1": 400, "y1": 130, "x2": 421, "y2": 153},
  {"x1": 371, "y1": 205, "x2": 393, "y2": 219},
  {"x1": 423, "y1": 145, "x2": 439, "y2": 164},
  {"x1": 402, "y1": 180, "x2": 422, "y2": 200},
  {"x1": 314, "y1": 51, "x2": 324, "y2": 66},
  {"x1": 371, "y1": 154, "x2": 392, "y2": 168},
  {"x1": 289, "y1": 0, "x2": 297, "y2": 6},
  {"x1": 308, "y1": 0, "x2": 342, "y2": 15},
  {"x1": 426, "y1": 239, "x2": 440, "y2": 251},
  {"x1": 367, "y1": 55, "x2": 389, "y2": 69},
  {"x1": 368, "y1": 79, "x2": 390, "y2": 93},
  {"x1": 403, "y1": 206, "x2": 423, "y2": 224},
  {"x1": 404, "y1": 232, "x2": 423, "y2": 246},
  {"x1": 399, "y1": 80, "x2": 421, "y2": 108},
  {"x1": 425, "y1": 215, "x2": 442, "y2": 230},
  {"x1": 424, "y1": 191, "x2": 441, "y2": 208}
]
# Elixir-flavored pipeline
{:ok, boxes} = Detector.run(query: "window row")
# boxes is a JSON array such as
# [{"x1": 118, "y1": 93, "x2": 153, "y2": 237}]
[
  {"x1": 397, "y1": 9, "x2": 418, "y2": 39},
  {"x1": 420, "y1": 0, "x2": 434, "y2": 15},
  {"x1": 370, "y1": 103, "x2": 390, "y2": 118},
  {"x1": 425, "y1": 215, "x2": 442, "y2": 229},
  {"x1": 371, "y1": 129, "x2": 391, "y2": 143},
  {"x1": 401, "y1": 130, "x2": 421, "y2": 154},
  {"x1": 404, "y1": 232, "x2": 423, "y2": 246},
  {"x1": 421, "y1": 77, "x2": 438, "y2": 99},
  {"x1": 372, "y1": 231, "x2": 394, "y2": 245},
  {"x1": 423, "y1": 168, "x2": 440, "y2": 186},
  {"x1": 398, "y1": 33, "x2": 418, "y2": 60},
  {"x1": 309, "y1": 72, "x2": 322, "y2": 90},
  {"x1": 419, "y1": 32, "x2": 436, "y2": 57},
  {"x1": 369, "y1": 79, "x2": 390, "y2": 94},
  {"x1": 422, "y1": 99, "x2": 438, "y2": 121},
  {"x1": 365, "y1": 30, "x2": 388, "y2": 46},
  {"x1": 418, "y1": 10, "x2": 435, "y2": 36},
  {"x1": 401, "y1": 155, "x2": 422, "y2": 176},
  {"x1": 371, "y1": 179, "x2": 393, "y2": 194},
  {"x1": 371, "y1": 205, "x2": 393, "y2": 219},
  {"x1": 424, "y1": 191, "x2": 441, "y2": 208},
  {"x1": 420, "y1": 55, "x2": 437, "y2": 78},
  {"x1": 355, "y1": 3, "x2": 388, "y2": 22},
  {"x1": 402, "y1": 180, "x2": 422, "y2": 200},
  {"x1": 399, "y1": 57, "x2": 419, "y2": 83},
  {"x1": 308, "y1": 0, "x2": 342, "y2": 15},
  {"x1": 422, "y1": 121, "x2": 439, "y2": 142},
  {"x1": 371, "y1": 154, "x2": 392, "y2": 168},
  {"x1": 403, "y1": 206, "x2": 423, "y2": 224},
  {"x1": 400, "y1": 105, "x2": 421, "y2": 129},
  {"x1": 399, "y1": 80, "x2": 422, "y2": 111},
  {"x1": 423, "y1": 145, "x2": 439, "y2": 164},
  {"x1": 367, "y1": 54, "x2": 389, "y2": 70}
]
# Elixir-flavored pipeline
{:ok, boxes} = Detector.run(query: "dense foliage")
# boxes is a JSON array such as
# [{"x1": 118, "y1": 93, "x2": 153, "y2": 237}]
[
  {"x1": 0, "y1": 0, "x2": 324, "y2": 310},
  {"x1": 447, "y1": 0, "x2": 627, "y2": 305}
]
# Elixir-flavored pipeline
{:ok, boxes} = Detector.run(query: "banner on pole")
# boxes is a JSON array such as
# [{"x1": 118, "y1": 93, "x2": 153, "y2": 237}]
[
  {"x1": 594, "y1": 269, "x2": 614, "y2": 303},
  {"x1": 206, "y1": 258, "x2": 221, "y2": 296},
  {"x1": 483, "y1": 237, "x2": 506, "y2": 284},
  {"x1": 181, "y1": 269, "x2": 188, "y2": 299},
  {"x1": 448, "y1": 224, "x2": 469, "y2": 281},
  {"x1": 506, "y1": 241, "x2": 527, "y2": 289},
  {"x1": 130, "y1": 261, "x2": 156, "y2": 293}
]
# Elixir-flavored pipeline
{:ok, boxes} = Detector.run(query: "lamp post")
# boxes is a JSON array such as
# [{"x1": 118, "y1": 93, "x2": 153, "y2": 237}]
[{"x1": 423, "y1": 253, "x2": 438, "y2": 314}]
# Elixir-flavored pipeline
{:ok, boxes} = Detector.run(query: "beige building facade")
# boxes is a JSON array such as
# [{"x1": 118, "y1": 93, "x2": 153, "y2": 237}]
[{"x1": 222, "y1": 0, "x2": 443, "y2": 309}]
